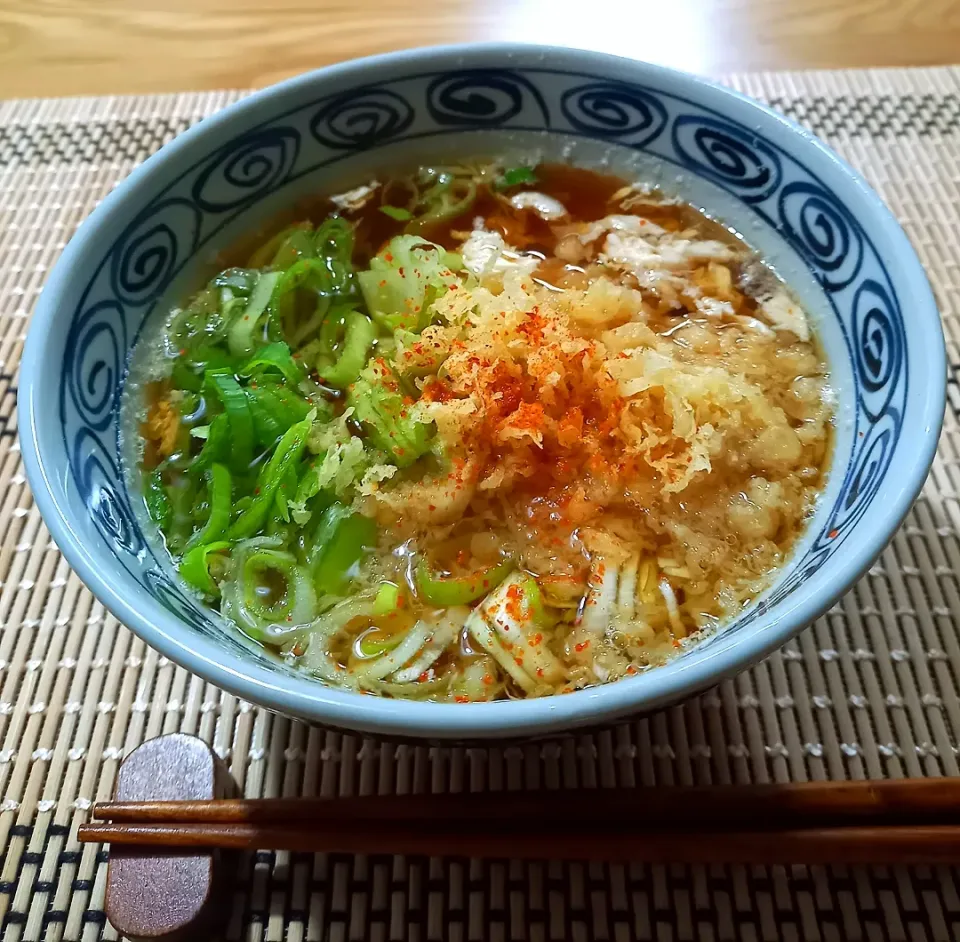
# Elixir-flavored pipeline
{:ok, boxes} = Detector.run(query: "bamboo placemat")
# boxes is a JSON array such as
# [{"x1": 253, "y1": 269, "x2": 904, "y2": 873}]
[{"x1": 2, "y1": 65, "x2": 960, "y2": 941}]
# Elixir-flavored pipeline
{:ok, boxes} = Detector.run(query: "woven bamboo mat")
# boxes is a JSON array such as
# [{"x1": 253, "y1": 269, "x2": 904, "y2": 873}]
[{"x1": 1, "y1": 65, "x2": 960, "y2": 941}]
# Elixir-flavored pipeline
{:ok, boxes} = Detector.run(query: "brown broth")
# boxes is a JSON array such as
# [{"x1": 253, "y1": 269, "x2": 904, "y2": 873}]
[{"x1": 217, "y1": 164, "x2": 741, "y2": 272}]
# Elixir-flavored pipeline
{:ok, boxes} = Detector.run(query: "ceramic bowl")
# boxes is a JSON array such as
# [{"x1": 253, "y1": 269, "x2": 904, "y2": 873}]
[{"x1": 19, "y1": 44, "x2": 945, "y2": 739}]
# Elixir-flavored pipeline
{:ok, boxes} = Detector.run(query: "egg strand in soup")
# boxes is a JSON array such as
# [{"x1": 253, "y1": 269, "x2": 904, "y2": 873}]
[{"x1": 135, "y1": 161, "x2": 834, "y2": 701}]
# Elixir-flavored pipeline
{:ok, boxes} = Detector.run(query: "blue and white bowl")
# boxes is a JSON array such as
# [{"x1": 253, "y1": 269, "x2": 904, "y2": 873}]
[{"x1": 19, "y1": 45, "x2": 946, "y2": 739}]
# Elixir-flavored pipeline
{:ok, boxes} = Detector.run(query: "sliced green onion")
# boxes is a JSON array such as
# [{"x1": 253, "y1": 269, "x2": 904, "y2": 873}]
[
  {"x1": 171, "y1": 359, "x2": 203, "y2": 392},
  {"x1": 177, "y1": 392, "x2": 202, "y2": 420},
  {"x1": 306, "y1": 501, "x2": 353, "y2": 564},
  {"x1": 194, "y1": 413, "x2": 230, "y2": 471},
  {"x1": 222, "y1": 548, "x2": 317, "y2": 639},
  {"x1": 374, "y1": 581, "x2": 402, "y2": 616},
  {"x1": 270, "y1": 259, "x2": 334, "y2": 344},
  {"x1": 204, "y1": 370, "x2": 253, "y2": 471},
  {"x1": 315, "y1": 513, "x2": 377, "y2": 594},
  {"x1": 213, "y1": 268, "x2": 258, "y2": 295},
  {"x1": 348, "y1": 361, "x2": 434, "y2": 468},
  {"x1": 246, "y1": 387, "x2": 287, "y2": 446},
  {"x1": 167, "y1": 287, "x2": 223, "y2": 353},
  {"x1": 292, "y1": 590, "x2": 380, "y2": 668},
  {"x1": 180, "y1": 540, "x2": 230, "y2": 596},
  {"x1": 380, "y1": 205, "x2": 413, "y2": 221},
  {"x1": 415, "y1": 556, "x2": 513, "y2": 606},
  {"x1": 244, "y1": 380, "x2": 313, "y2": 449},
  {"x1": 405, "y1": 178, "x2": 476, "y2": 234},
  {"x1": 358, "y1": 632, "x2": 403, "y2": 658},
  {"x1": 523, "y1": 574, "x2": 550, "y2": 623},
  {"x1": 271, "y1": 227, "x2": 316, "y2": 270},
  {"x1": 144, "y1": 467, "x2": 172, "y2": 531},
  {"x1": 443, "y1": 251, "x2": 464, "y2": 271},
  {"x1": 365, "y1": 677, "x2": 452, "y2": 699},
  {"x1": 310, "y1": 505, "x2": 377, "y2": 595},
  {"x1": 173, "y1": 346, "x2": 241, "y2": 393},
  {"x1": 318, "y1": 306, "x2": 349, "y2": 357},
  {"x1": 357, "y1": 235, "x2": 460, "y2": 333},
  {"x1": 314, "y1": 216, "x2": 354, "y2": 262},
  {"x1": 475, "y1": 572, "x2": 565, "y2": 684},
  {"x1": 228, "y1": 417, "x2": 311, "y2": 540},
  {"x1": 317, "y1": 312, "x2": 375, "y2": 388},
  {"x1": 185, "y1": 345, "x2": 241, "y2": 370},
  {"x1": 247, "y1": 223, "x2": 312, "y2": 269},
  {"x1": 164, "y1": 472, "x2": 201, "y2": 553},
  {"x1": 186, "y1": 463, "x2": 232, "y2": 549},
  {"x1": 240, "y1": 341, "x2": 306, "y2": 386},
  {"x1": 264, "y1": 383, "x2": 312, "y2": 425},
  {"x1": 228, "y1": 270, "x2": 282, "y2": 357},
  {"x1": 280, "y1": 249, "x2": 355, "y2": 346},
  {"x1": 495, "y1": 166, "x2": 538, "y2": 189},
  {"x1": 243, "y1": 551, "x2": 300, "y2": 621},
  {"x1": 274, "y1": 463, "x2": 299, "y2": 521},
  {"x1": 291, "y1": 458, "x2": 331, "y2": 516}
]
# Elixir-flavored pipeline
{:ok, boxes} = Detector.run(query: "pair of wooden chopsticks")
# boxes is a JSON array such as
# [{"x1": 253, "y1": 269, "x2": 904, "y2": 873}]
[{"x1": 79, "y1": 779, "x2": 960, "y2": 864}]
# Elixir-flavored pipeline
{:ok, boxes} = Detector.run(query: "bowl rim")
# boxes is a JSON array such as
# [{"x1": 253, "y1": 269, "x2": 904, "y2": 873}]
[{"x1": 19, "y1": 42, "x2": 946, "y2": 738}]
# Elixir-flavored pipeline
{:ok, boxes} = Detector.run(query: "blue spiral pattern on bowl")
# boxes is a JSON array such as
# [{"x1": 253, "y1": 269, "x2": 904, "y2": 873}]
[
  {"x1": 671, "y1": 115, "x2": 782, "y2": 203},
  {"x1": 59, "y1": 67, "x2": 909, "y2": 660},
  {"x1": 310, "y1": 87, "x2": 414, "y2": 149},
  {"x1": 560, "y1": 81, "x2": 667, "y2": 147},
  {"x1": 778, "y1": 182, "x2": 865, "y2": 290},
  {"x1": 192, "y1": 127, "x2": 300, "y2": 212},
  {"x1": 110, "y1": 198, "x2": 203, "y2": 307},
  {"x1": 426, "y1": 70, "x2": 550, "y2": 127}
]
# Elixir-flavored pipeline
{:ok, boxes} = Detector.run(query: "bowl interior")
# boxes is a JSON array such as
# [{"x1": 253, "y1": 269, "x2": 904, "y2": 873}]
[{"x1": 22, "y1": 46, "x2": 942, "y2": 737}]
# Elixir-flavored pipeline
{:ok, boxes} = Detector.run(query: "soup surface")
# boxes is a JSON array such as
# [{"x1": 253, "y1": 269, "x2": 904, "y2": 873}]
[{"x1": 131, "y1": 161, "x2": 834, "y2": 701}]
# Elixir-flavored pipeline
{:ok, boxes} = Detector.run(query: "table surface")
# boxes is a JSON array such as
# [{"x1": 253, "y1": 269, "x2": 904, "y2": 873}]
[{"x1": 0, "y1": 0, "x2": 959, "y2": 98}]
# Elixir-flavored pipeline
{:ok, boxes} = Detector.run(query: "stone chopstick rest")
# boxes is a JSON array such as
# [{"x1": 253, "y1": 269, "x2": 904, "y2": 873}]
[{"x1": 103, "y1": 733, "x2": 236, "y2": 940}]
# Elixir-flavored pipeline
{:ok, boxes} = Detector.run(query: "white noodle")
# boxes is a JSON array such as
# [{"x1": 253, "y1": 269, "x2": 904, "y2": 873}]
[
  {"x1": 477, "y1": 574, "x2": 565, "y2": 683},
  {"x1": 352, "y1": 620, "x2": 431, "y2": 682},
  {"x1": 616, "y1": 554, "x2": 639, "y2": 623},
  {"x1": 658, "y1": 577, "x2": 686, "y2": 637},
  {"x1": 390, "y1": 607, "x2": 467, "y2": 683},
  {"x1": 465, "y1": 608, "x2": 538, "y2": 694},
  {"x1": 579, "y1": 559, "x2": 618, "y2": 636}
]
